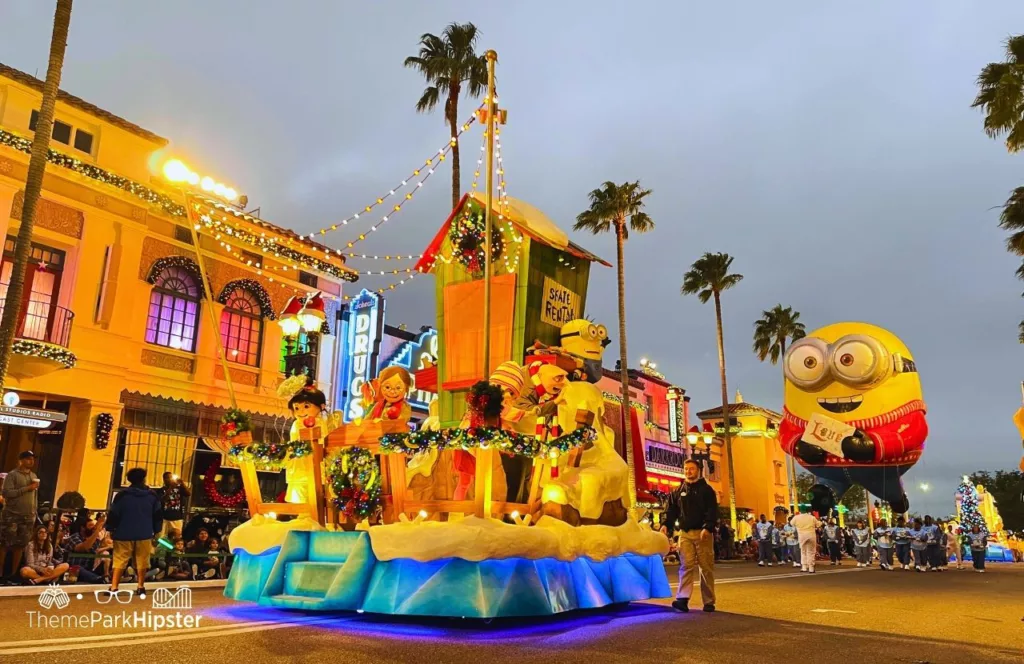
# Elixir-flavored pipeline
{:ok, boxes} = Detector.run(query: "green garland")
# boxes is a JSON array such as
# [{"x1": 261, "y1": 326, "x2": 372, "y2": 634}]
[
  {"x1": 0, "y1": 128, "x2": 354, "y2": 282},
  {"x1": 326, "y1": 447, "x2": 382, "y2": 520},
  {"x1": 228, "y1": 439, "x2": 312, "y2": 466},
  {"x1": 379, "y1": 426, "x2": 596, "y2": 458},
  {"x1": 448, "y1": 207, "x2": 504, "y2": 272},
  {"x1": 12, "y1": 339, "x2": 76, "y2": 369}
]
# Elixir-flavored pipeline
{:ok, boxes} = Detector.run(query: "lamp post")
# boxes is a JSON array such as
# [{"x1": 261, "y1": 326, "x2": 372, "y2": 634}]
[{"x1": 685, "y1": 425, "x2": 714, "y2": 477}]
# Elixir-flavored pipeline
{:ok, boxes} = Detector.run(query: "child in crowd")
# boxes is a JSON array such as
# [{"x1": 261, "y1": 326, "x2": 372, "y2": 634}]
[
  {"x1": 967, "y1": 525, "x2": 988, "y2": 573},
  {"x1": 167, "y1": 539, "x2": 191, "y2": 580},
  {"x1": 93, "y1": 534, "x2": 114, "y2": 581},
  {"x1": 852, "y1": 520, "x2": 871, "y2": 567},
  {"x1": 204, "y1": 539, "x2": 224, "y2": 579}
]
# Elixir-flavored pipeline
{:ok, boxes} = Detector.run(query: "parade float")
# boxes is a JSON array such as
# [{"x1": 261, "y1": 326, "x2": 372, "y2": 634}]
[
  {"x1": 219, "y1": 51, "x2": 670, "y2": 618},
  {"x1": 778, "y1": 322, "x2": 929, "y2": 515}
]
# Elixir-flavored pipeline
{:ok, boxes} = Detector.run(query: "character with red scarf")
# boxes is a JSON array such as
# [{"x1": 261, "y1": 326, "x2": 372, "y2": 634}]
[{"x1": 779, "y1": 323, "x2": 928, "y2": 515}]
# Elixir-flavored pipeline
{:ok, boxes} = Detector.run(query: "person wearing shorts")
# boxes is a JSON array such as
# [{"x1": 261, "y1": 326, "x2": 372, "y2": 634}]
[
  {"x1": 105, "y1": 468, "x2": 161, "y2": 595},
  {"x1": 1, "y1": 451, "x2": 40, "y2": 580}
]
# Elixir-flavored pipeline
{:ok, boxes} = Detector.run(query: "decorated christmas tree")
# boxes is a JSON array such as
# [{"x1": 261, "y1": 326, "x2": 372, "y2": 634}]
[{"x1": 955, "y1": 476, "x2": 988, "y2": 536}]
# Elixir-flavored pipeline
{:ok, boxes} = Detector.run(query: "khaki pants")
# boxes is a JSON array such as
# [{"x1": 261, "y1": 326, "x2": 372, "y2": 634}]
[{"x1": 676, "y1": 529, "x2": 715, "y2": 605}]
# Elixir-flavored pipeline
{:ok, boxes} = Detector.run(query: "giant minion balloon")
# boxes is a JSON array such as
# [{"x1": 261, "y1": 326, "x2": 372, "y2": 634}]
[
  {"x1": 779, "y1": 322, "x2": 927, "y2": 515},
  {"x1": 558, "y1": 319, "x2": 611, "y2": 383}
]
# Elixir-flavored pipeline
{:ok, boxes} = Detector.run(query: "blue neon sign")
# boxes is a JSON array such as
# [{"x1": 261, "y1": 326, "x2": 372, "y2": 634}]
[
  {"x1": 339, "y1": 289, "x2": 385, "y2": 422},
  {"x1": 385, "y1": 327, "x2": 438, "y2": 411}
]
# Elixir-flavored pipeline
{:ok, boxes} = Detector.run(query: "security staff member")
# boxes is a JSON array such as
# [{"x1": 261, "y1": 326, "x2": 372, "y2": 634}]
[{"x1": 661, "y1": 459, "x2": 718, "y2": 613}]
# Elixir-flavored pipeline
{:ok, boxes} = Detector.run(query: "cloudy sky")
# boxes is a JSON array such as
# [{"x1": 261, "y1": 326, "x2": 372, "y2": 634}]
[{"x1": 3, "y1": 1, "x2": 1023, "y2": 515}]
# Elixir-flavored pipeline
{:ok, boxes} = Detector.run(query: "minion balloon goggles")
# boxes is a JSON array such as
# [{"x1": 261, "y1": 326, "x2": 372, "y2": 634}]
[{"x1": 784, "y1": 333, "x2": 918, "y2": 392}]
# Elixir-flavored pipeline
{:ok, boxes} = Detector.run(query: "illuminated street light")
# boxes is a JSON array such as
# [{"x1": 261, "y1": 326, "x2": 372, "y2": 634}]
[
  {"x1": 161, "y1": 159, "x2": 241, "y2": 203},
  {"x1": 918, "y1": 483, "x2": 930, "y2": 492}
]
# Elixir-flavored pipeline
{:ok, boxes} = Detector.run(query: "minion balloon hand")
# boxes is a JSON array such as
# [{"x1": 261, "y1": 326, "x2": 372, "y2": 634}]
[{"x1": 779, "y1": 322, "x2": 928, "y2": 515}]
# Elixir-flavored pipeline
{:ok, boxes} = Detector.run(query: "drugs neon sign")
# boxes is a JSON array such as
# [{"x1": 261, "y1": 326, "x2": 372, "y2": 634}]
[{"x1": 340, "y1": 289, "x2": 384, "y2": 423}]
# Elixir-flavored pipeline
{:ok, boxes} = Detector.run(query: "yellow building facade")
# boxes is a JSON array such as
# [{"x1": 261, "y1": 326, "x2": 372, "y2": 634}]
[
  {"x1": 0, "y1": 63, "x2": 355, "y2": 509},
  {"x1": 696, "y1": 392, "x2": 790, "y2": 520}
]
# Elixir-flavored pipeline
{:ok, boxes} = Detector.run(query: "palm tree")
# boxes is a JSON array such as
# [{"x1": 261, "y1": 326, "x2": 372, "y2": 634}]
[
  {"x1": 574, "y1": 181, "x2": 654, "y2": 506},
  {"x1": 404, "y1": 22, "x2": 488, "y2": 211},
  {"x1": 997, "y1": 188, "x2": 1024, "y2": 255},
  {"x1": 0, "y1": 0, "x2": 73, "y2": 390},
  {"x1": 972, "y1": 35, "x2": 1024, "y2": 153},
  {"x1": 681, "y1": 252, "x2": 743, "y2": 529},
  {"x1": 752, "y1": 304, "x2": 806, "y2": 513}
]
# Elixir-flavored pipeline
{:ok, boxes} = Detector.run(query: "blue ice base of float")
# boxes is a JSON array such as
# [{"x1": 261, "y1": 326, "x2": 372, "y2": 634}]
[
  {"x1": 224, "y1": 546, "x2": 281, "y2": 603},
  {"x1": 226, "y1": 531, "x2": 671, "y2": 618}
]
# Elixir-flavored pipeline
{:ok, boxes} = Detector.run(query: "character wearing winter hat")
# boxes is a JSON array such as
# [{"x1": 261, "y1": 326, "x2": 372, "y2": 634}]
[{"x1": 278, "y1": 375, "x2": 341, "y2": 504}]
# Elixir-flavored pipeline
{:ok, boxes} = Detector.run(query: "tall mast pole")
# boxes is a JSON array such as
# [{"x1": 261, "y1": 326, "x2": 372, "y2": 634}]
[{"x1": 481, "y1": 49, "x2": 498, "y2": 378}]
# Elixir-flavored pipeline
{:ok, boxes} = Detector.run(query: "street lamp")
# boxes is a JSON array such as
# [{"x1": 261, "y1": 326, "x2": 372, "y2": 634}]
[
  {"x1": 278, "y1": 296, "x2": 304, "y2": 337},
  {"x1": 918, "y1": 482, "x2": 930, "y2": 492}
]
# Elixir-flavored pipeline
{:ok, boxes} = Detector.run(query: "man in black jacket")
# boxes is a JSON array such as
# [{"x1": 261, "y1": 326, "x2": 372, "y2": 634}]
[{"x1": 661, "y1": 459, "x2": 718, "y2": 613}]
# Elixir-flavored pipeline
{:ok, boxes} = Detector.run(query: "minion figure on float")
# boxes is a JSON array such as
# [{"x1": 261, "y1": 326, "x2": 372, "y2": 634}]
[
  {"x1": 558, "y1": 319, "x2": 611, "y2": 383},
  {"x1": 779, "y1": 322, "x2": 928, "y2": 515}
]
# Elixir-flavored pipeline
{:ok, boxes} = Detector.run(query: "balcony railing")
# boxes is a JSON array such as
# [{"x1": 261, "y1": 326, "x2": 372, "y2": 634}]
[
  {"x1": 283, "y1": 351, "x2": 317, "y2": 380},
  {"x1": 0, "y1": 300, "x2": 74, "y2": 348}
]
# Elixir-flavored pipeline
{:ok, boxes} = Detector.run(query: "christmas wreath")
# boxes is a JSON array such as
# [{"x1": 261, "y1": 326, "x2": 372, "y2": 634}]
[
  {"x1": 326, "y1": 447, "x2": 381, "y2": 520},
  {"x1": 94, "y1": 413, "x2": 114, "y2": 450},
  {"x1": 448, "y1": 208, "x2": 504, "y2": 272},
  {"x1": 203, "y1": 456, "x2": 247, "y2": 508},
  {"x1": 220, "y1": 408, "x2": 252, "y2": 443}
]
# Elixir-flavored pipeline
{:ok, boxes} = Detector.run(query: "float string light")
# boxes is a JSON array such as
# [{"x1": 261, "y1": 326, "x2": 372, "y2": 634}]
[
  {"x1": 493, "y1": 125, "x2": 523, "y2": 274},
  {"x1": 327, "y1": 142, "x2": 452, "y2": 255},
  {"x1": 308, "y1": 105, "x2": 482, "y2": 242}
]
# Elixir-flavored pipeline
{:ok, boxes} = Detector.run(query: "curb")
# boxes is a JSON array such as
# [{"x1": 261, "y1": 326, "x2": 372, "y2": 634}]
[{"x1": 0, "y1": 579, "x2": 225, "y2": 598}]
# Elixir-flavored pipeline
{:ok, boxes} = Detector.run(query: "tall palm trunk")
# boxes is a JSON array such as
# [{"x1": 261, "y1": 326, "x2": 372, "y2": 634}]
[
  {"x1": 447, "y1": 85, "x2": 461, "y2": 211},
  {"x1": 615, "y1": 220, "x2": 636, "y2": 507},
  {"x1": 714, "y1": 291, "x2": 737, "y2": 529},
  {"x1": 0, "y1": 0, "x2": 72, "y2": 390},
  {"x1": 779, "y1": 338, "x2": 797, "y2": 514}
]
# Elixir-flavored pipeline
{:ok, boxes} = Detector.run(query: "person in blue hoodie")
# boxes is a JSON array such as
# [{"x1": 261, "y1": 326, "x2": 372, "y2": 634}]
[
  {"x1": 892, "y1": 516, "x2": 912, "y2": 569},
  {"x1": 754, "y1": 514, "x2": 775, "y2": 567},
  {"x1": 923, "y1": 515, "x2": 942, "y2": 572},
  {"x1": 874, "y1": 519, "x2": 894, "y2": 570},
  {"x1": 852, "y1": 520, "x2": 872, "y2": 567},
  {"x1": 105, "y1": 467, "x2": 162, "y2": 596},
  {"x1": 823, "y1": 519, "x2": 842, "y2": 565},
  {"x1": 771, "y1": 518, "x2": 786, "y2": 564},
  {"x1": 783, "y1": 517, "x2": 800, "y2": 568},
  {"x1": 909, "y1": 517, "x2": 928, "y2": 571},
  {"x1": 967, "y1": 525, "x2": 988, "y2": 573}
]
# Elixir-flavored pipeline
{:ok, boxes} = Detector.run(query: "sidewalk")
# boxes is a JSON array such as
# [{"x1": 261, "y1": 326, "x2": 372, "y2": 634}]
[{"x1": 0, "y1": 578, "x2": 225, "y2": 598}]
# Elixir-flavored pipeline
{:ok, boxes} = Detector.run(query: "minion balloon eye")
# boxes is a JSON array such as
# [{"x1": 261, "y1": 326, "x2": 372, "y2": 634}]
[
  {"x1": 596, "y1": 325, "x2": 608, "y2": 340},
  {"x1": 784, "y1": 338, "x2": 830, "y2": 389}
]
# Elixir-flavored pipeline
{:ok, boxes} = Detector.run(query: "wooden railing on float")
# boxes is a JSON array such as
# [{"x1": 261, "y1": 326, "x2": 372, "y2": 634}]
[{"x1": 236, "y1": 420, "x2": 588, "y2": 527}]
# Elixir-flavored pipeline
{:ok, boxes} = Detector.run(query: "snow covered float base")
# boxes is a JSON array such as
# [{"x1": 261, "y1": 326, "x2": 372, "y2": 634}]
[{"x1": 225, "y1": 520, "x2": 671, "y2": 618}]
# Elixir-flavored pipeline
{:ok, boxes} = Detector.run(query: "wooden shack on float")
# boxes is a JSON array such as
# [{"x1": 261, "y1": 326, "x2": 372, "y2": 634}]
[{"x1": 412, "y1": 191, "x2": 610, "y2": 427}]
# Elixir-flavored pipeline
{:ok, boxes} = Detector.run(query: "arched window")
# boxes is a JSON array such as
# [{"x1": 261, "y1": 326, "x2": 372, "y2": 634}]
[
  {"x1": 220, "y1": 287, "x2": 263, "y2": 367},
  {"x1": 146, "y1": 265, "x2": 201, "y2": 352}
]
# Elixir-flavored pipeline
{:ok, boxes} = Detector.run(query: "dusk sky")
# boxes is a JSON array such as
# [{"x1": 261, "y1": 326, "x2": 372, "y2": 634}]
[{"x1": 3, "y1": 1, "x2": 1023, "y2": 515}]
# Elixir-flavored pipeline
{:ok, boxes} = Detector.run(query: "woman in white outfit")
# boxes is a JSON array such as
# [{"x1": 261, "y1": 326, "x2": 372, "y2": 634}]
[{"x1": 790, "y1": 511, "x2": 823, "y2": 573}]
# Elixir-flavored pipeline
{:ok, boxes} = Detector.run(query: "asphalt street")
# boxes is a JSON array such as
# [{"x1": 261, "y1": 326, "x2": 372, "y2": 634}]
[{"x1": 0, "y1": 561, "x2": 1019, "y2": 663}]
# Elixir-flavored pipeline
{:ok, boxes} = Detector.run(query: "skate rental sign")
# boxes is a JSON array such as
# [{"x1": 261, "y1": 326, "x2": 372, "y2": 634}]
[
  {"x1": 340, "y1": 289, "x2": 385, "y2": 423},
  {"x1": 540, "y1": 277, "x2": 580, "y2": 327}
]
